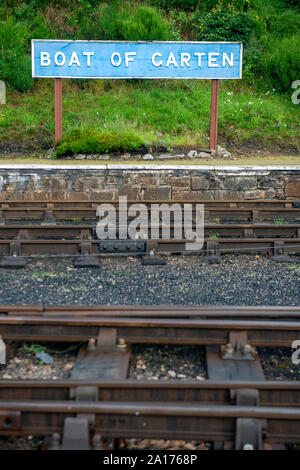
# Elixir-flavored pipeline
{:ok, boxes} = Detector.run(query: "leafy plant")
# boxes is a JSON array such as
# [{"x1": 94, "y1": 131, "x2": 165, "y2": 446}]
[
  {"x1": 55, "y1": 129, "x2": 144, "y2": 157},
  {"x1": 0, "y1": 17, "x2": 34, "y2": 92},
  {"x1": 197, "y1": 1, "x2": 254, "y2": 44},
  {"x1": 76, "y1": 1, "x2": 172, "y2": 40},
  {"x1": 258, "y1": 34, "x2": 300, "y2": 92}
]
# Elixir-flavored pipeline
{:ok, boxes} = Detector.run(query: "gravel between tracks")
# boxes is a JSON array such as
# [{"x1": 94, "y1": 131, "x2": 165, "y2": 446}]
[{"x1": 0, "y1": 254, "x2": 299, "y2": 305}]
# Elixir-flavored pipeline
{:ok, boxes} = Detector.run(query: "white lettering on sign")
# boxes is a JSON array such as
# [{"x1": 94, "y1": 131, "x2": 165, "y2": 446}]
[
  {"x1": 152, "y1": 53, "x2": 163, "y2": 67},
  {"x1": 68, "y1": 51, "x2": 80, "y2": 67},
  {"x1": 166, "y1": 53, "x2": 178, "y2": 67},
  {"x1": 39, "y1": 50, "x2": 236, "y2": 69},
  {"x1": 181, "y1": 53, "x2": 191, "y2": 67},
  {"x1": 223, "y1": 53, "x2": 234, "y2": 67},
  {"x1": 125, "y1": 52, "x2": 136, "y2": 67},
  {"x1": 41, "y1": 52, "x2": 51, "y2": 66},
  {"x1": 111, "y1": 52, "x2": 122, "y2": 67},
  {"x1": 194, "y1": 53, "x2": 205, "y2": 66},
  {"x1": 54, "y1": 52, "x2": 66, "y2": 66},
  {"x1": 208, "y1": 53, "x2": 220, "y2": 67},
  {"x1": 83, "y1": 52, "x2": 94, "y2": 66}
]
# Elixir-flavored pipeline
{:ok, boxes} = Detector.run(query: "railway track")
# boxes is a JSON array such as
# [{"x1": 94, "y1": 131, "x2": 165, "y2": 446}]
[
  {"x1": 0, "y1": 199, "x2": 299, "y2": 265},
  {"x1": 0, "y1": 199, "x2": 300, "y2": 223},
  {"x1": 0, "y1": 224, "x2": 300, "y2": 266},
  {"x1": 0, "y1": 305, "x2": 299, "y2": 449}
]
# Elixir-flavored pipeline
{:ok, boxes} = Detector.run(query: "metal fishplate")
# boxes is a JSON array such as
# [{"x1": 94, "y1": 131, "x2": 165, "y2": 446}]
[{"x1": 97, "y1": 240, "x2": 145, "y2": 253}]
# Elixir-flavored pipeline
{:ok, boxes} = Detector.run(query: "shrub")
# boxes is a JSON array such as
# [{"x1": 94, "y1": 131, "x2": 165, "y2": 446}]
[
  {"x1": 118, "y1": 5, "x2": 171, "y2": 41},
  {"x1": 77, "y1": 1, "x2": 172, "y2": 40},
  {"x1": 257, "y1": 34, "x2": 300, "y2": 92},
  {"x1": 197, "y1": 1, "x2": 254, "y2": 44},
  {"x1": 55, "y1": 129, "x2": 144, "y2": 157},
  {"x1": 0, "y1": 17, "x2": 34, "y2": 92},
  {"x1": 250, "y1": 0, "x2": 300, "y2": 38},
  {"x1": 152, "y1": 0, "x2": 202, "y2": 10}
]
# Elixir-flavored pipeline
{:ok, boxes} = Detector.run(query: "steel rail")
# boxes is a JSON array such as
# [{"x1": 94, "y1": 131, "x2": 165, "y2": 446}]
[
  {"x1": 0, "y1": 238, "x2": 300, "y2": 256},
  {"x1": 1, "y1": 199, "x2": 298, "y2": 207},
  {"x1": 1, "y1": 223, "x2": 300, "y2": 238},
  {"x1": 0, "y1": 199, "x2": 300, "y2": 222},
  {"x1": 1, "y1": 401, "x2": 300, "y2": 443},
  {"x1": 0, "y1": 315, "x2": 299, "y2": 346},
  {"x1": 1, "y1": 305, "x2": 300, "y2": 318},
  {"x1": 0, "y1": 379, "x2": 299, "y2": 407}
]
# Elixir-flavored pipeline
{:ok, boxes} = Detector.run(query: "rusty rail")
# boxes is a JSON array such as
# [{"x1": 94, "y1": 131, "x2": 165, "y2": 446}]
[
  {"x1": 0, "y1": 307, "x2": 299, "y2": 346},
  {"x1": 0, "y1": 199, "x2": 300, "y2": 223}
]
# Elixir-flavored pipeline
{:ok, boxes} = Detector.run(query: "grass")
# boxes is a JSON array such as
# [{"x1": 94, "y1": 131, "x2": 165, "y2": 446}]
[{"x1": 0, "y1": 78, "x2": 299, "y2": 156}]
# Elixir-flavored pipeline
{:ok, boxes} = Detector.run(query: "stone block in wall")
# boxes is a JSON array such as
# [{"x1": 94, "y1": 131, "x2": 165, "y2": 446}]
[
  {"x1": 74, "y1": 177, "x2": 104, "y2": 191},
  {"x1": 105, "y1": 176, "x2": 123, "y2": 187},
  {"x1": 213, "y1": 190, "x2": 245, "y2": 200},
  {"x1": 67, "y1": 192, "x2": 90, "y2": 201},
  {"x1": 191, "y1": 177, "x2": 210, "y2": 190},
  {"x1": 142, "y1": 186, "x2": 171, "y2": 200},
  {"x1": 243, "y1": 189, "x2": 277, "y2": 199},
  {"x1": 258, "y1": 177, "x2": 285, "y2": 189},
  {"x1": 134, "y1": 176, "x2": 158, "y2": 186},
  {"x1": 88, "y1": 190, "x2": 117, "y2": 200},
  {"x1": 168, "y1": 177, "x2": 190, "y2": 188},
  {"x1": 286, "y1": 181, "x2": 300, "y2": 197},
  {"x1": 172, "y1": 186, "x2": 190, "y2": 192},
  {"x1": 51, "y1": 191, "x2": 69, "y2": 200},
  {"x1": 220, "y1": 176, "x2": 257, "y2": 191},
  {"x1": 172, "y1": 190, "x2": 215, "y2": 201},
  {"x1": 119, "y1": 185, "x2": 140, "y2": 200},
  {"x1": 22, "y1": 191, "x2": 51, "y2": 200},
  {"x1": 35, "y1": 176, "x2": 53, "y2": 190},
  {"x1": 4, "y1": 174, "x2": 28, "y2": 191},
  {"x1": 51, "y1": 176, "x2": 68, "y2": 190}
]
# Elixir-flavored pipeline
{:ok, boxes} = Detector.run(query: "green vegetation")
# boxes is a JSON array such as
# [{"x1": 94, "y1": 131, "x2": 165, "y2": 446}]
[
  {"x1": 0, "y1": 0, "x2": 299, "y2": 155},
  {"x1": 56, "y1": 128, "x2": 143, "y2": 157},
  {"x1": 1, "y1": 79, "x2": 298, "y2": 154}
]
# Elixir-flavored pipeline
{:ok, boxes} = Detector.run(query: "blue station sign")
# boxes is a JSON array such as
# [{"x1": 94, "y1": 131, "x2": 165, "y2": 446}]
[{"x1": 32, "y1": 40, "x2": 243, "y2": 80}]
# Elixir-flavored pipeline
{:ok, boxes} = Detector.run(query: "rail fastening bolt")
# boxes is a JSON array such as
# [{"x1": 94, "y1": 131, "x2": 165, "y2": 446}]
[
  {"x1": 117, "y1": 338, "x2": 127, "y2": 349},
  {"x1": 243, "y1": 444, "x2": 254, "y2": 450},
  {"x1": 224, "y1": 343, "x2": 234, "y2": 354},
  {"x1": 88, "y1": 338, "x2": 96, "y2": 351},
  {"x1": 243, "y1": 344, "x2": 252, "y2": 355}
]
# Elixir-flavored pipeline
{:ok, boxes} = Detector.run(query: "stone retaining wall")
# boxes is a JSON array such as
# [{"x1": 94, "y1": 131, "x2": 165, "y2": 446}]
[{"x1": 0, "y1": 165, "x2": 300, "y2": 201}]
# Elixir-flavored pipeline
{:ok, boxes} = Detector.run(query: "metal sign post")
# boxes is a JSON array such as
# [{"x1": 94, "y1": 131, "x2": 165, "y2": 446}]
[
  {"x1": 54, "y1": 78, "x2": 62, "y2": 143},
  {"x1": 32, "y1": 40, "x2": 243, "y2": 150},
  {"x1": 210, "y1": 79, "x2": 219, "y2": 151}
]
